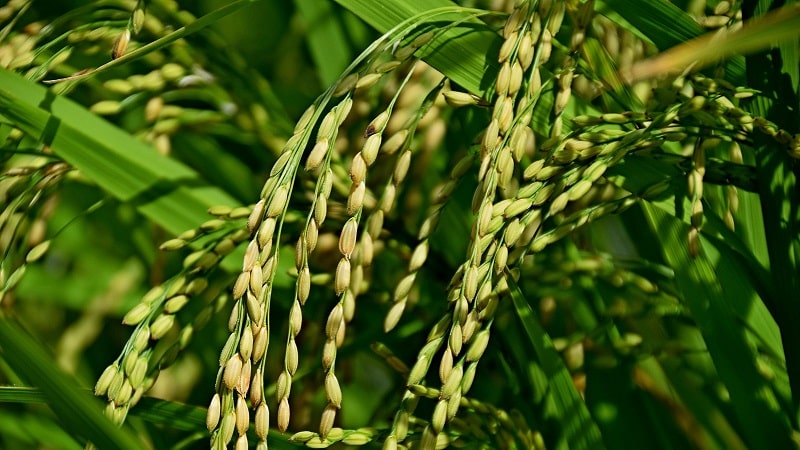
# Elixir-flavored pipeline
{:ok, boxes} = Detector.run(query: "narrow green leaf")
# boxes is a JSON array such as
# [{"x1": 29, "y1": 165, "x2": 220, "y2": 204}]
[
  {"x1": 296, "y1": 0, "x2": 355, "y2": 85},
  {"x1": 743, "y1": 1, "x2": 800, "y2": 423},
  {"x1": 597, "y1": 0, "x2": 704, "y2": 50},
  {"x1": 0, "y1": 386, "x2": 336, "y2": 449},
  {"x1": 640, "y1": 204, "x2": 793, "y2": 448},
  {"x1": 0, "y1": 318, "x2": 143, "y2": 449},
  {"x1": 609, "y1": 155, "x2": 784, "y2": 366},
  {"x1": 0, "y1": 69, "x2": 239, "y2": 235},
  {"x1": 624, "y1": 4, "x2": 800, "y2": 84},
  {"x1": 599, "y1": 0, "x2": 746, "y2": 83},
  {"x1": 0, "y1": 409, "x2": 82, "y2": 450},
  {"x1": 334, "y1": 0, "x2": 501, "y2": 97},
  {"x1": 506, "y1": 276, "x2": 605, "y2": 450},
  {"x1": 43, "y1": 0, "x2": 258, "y2": 86}
]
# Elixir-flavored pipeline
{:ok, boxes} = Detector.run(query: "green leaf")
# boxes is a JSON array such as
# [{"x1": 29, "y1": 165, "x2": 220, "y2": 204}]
[
  {"x1": 639, "y1": 203, "x2": 793, "y2": 448},
  {"x1": 296, "y1": 0, "x2": 358, "y2": 86},
  {"x1": 0, "y1": 68, "x2": 245, "y2": 274},
  {"x1": 622, "y1": 4, "x2": 800, "y2": 84},
  {"x1": 0, "y1": 386, "x2": 336, "y2": 450},
  {"x1": 743, "y1": 1, "x2": 800, "y2": 425},
  {"x1": 334, "y1": 0, "x2": 501, "y2": 97},
  {"x1": 0, "y1": 318, "x2": 143, "y2": 449},
  {"x1": 506, "y1": 276, "x2": 605, "y2": 450},
  {"x1": 598, "y1": 0, "x2": 746, "y2": 84}
]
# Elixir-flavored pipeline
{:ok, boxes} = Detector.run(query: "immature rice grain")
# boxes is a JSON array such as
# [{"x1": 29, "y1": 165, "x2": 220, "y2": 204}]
[
  {"x1": 235, "y1": 396, "x2": 249, "y2": 435},
  {"x1": 286, "y1": 339, "x2": 299, "y2": 375},
  {"x1": 384, "y1": 300, "x2": 406, "y2": 332},
  {"x1": 335, "y1": 258, "x2": 351, "y2": 295},
  {"x1": 347, "y1": 182, "x2": 366, "y2": 215},
  {"x1": 246, "y1": 292, "x2": 262, "y2": 325},
  {"x1": 443, "y1": 91, "x2": 478, "y2": 107},
  {"x1": 255, "y1": 402, "x2": 269, "y2": 440},
  {"x1": 382, "y1": 130, "x2": 408, "y2": 155},
  {"x1": 267, "y1": 185, "x2": 289, "y2": 217},
  {"x1": 449, "y1": 324, "x2": 464, "y2": 356},
  {"x1": 498, "y1": 31, "x2": 517, "y2": 63},
  {"x1": 394, "y1": 150, "x2": 412, "y2": 183},
  {"x1": 326, "y1": 303, "x2": 344, "y2": 339},
  {"x1": 235, "y1": 435, "x2": 248, "y2": 450},
  {"x1": 441, "y1": 364, "x2": 463, "y2": 398},
  {"x1": 277, "y1": 397, "x2": 290, "y2": 432},
  {"x1": 250, "y1": 369, "x2": 264, "y2": 405},
  {"x1": 432, "y1": 399, "x2": 447, "y2": 433},
  {"x1": 319, "y1": 405, "x2": 337, "y2": 439},
  {"x1": 407, "y1": 354, "x2": 429, "y2": 386},
  {"x1": 150, "y1": 314, "x2": 175, "y2": 339},
  {"x1": 111, "y1": 29, "x2": 130, "y2": 59},
  {"x1": 339, "y1": 218, "x2": 358, "y2": 258},
  {"x1": 383, "y1": 435, "x2": 398, "y2": 450},
  {"x1": 362, "y1": 135, "x2": 382, "y2": 165},
  {"x1": 206, "y1": 394, "x2": 221, "y2": 431},
  {"x1": 322, "y1": 340, "x2": 337, "y2": 370},
  {"x1": 356, "y1": 73, "x2": 382, "y2": 90},
  {"x1": 252, "y1": 327, "x2": 268, "y2": 362},
  {"x1": 333, "y1": 74, "x2": 358, "y2": 97},
  {"x1": 325, "y1": 372, "x2": 342, "y2": 408},
  {"x1": 439, "y1": 348, "x2": 453, "y2": 383},
  {"x1": 305, "y1": 139, "x2": 329, "y2": 171},
  {"x1": 223, "y1": 354, "x2": 243, "y2": 390},
  {"x1": 122, "y1": 303, "x2": 150, "y2": 326}
]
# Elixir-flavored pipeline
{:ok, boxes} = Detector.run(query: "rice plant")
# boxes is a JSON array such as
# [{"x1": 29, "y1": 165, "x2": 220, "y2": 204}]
[{"x1": 1, "y1": 0, "x2": 799, "y2": 449}]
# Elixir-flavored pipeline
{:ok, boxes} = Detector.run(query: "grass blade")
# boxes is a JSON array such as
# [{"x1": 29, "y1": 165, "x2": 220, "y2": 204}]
[
  {"x1": 296, "y1": 0, "x2": 359, "y2": 86},
  {"x1": 0, "y1": 318, "x2": 143, "y2": 449},
  {"x1": 0, "y1": 68, "x2": 239, "y2": 237},
  {"x1": 639, "y1": 203, "x2": 793, "y2": 448},
  {"x1": 599, "y1": 0, "x2": 746, "y2": 83},
  {"x1": 506, "y1": 275, "x2": 605, "y2": 450},
  {"x1": 744, "y1": 25, "x2": 800, "y2": 427},
  {"x1": 334, "y1": 0, "x2": 501, "y2": 97},
  {"x1": 624, "y1": 4, "x2": 800, "y2": 83},
  {"x1": 0, "y1": 386, "x2": 336, "y2": 449}
]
